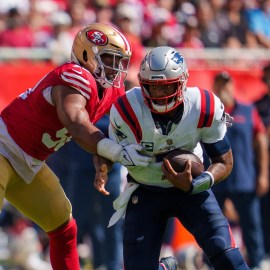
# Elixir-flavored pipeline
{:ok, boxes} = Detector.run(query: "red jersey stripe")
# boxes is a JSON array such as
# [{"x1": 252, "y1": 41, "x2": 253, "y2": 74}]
[
  {"x1": 197, "y1": 88, "x2": 215, "y2": 128},
  {"x1": 228, "y1": 225, "x2": 237, "y2": 249},
  {"x1": 114, "y1": 96, "x2": 142, "y2": 143}
]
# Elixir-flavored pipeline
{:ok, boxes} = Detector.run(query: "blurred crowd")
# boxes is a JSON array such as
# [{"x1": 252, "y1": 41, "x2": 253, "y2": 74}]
[
  {"x1": 1, "y1": 0, "x2": 270, "y2": 49},
  {"x1": 1, "y1": 1, "x2": 270, "y2": 270},
  {"x1": 0, "y1": 0, "x2": 270, "y2": 83}
]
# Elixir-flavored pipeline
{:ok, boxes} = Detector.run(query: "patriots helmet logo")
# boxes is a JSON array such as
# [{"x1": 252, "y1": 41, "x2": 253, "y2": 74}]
[
  {"x1": 86, "y1": 30, "x2": 108, "y2": 46},
  {"x1": 172, "y1": 52, "x2": 183, "y2": 64},
  {"x1": 172, "y1": 52, "x2": 184, "y2": 69}
]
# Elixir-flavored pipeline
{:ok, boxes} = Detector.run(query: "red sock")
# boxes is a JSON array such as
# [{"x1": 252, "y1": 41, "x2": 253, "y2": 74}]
[{"x1": 47, "y1": 218, "x2": 80, "y2": 270}]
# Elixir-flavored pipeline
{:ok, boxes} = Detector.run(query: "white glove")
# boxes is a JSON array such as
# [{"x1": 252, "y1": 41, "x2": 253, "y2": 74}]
[
  {"x1": 97, "y1": 138, "x2": 153, "y2": 167},
  {"x1": 120, "y1": 144, "x2": 154, "y2": 166},
  {"x1": 225, "y1": 112, "x2": 234, "y2": 127}
]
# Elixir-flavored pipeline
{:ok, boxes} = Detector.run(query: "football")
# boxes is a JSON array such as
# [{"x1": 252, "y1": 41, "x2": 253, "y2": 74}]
[{"x1": 164, "y1": 149, "x2": 204, "y2": 177}]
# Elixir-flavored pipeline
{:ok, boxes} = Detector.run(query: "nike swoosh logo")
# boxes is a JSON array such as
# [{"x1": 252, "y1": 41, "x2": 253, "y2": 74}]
[
  {"x1": 123, "y1": 154, "x2": 130, "y2": 162},
  {"x1": 72, "y1": 68, "x2": 83, "y2": 74}
]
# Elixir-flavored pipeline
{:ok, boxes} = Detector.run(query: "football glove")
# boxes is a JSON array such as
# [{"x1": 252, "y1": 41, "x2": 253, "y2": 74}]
[{"x1": 97, "y1": 138, "x2": 153, "y2": 167}]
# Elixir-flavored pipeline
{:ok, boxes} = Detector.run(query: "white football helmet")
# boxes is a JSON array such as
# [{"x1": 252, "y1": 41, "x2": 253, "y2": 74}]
[
  {"x1": 138, "y1": 46, "x2": 188, "y2": 114},
  {"x1": 71, "y1": 23, "x2": 131, "y2": 88}
]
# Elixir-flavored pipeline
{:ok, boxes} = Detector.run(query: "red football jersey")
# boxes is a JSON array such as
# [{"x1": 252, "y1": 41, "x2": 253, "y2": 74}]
[{"x1": 1, "y1": 62, "x2": 125, "y2": 161}]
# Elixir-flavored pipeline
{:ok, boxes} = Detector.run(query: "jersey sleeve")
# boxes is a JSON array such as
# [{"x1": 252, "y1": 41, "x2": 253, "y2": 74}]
[
  {"x1": 201, "y1": 94, "x2": 227, "y2": 144},
  {"x1": 57, "y1": 64, "x2": 94, "y2": 100}
]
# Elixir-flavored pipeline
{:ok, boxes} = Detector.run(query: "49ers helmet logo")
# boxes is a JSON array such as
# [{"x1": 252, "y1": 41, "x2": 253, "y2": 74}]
[{"x1": 86, "y1": 30, "x2": 108, "y2": 46}]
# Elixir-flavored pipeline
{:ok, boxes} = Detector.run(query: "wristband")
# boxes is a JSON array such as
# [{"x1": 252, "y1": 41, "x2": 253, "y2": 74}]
[
  {"x1": 187, "y1": 171, "x2": 214, "y2": 195},
  {"x1": 97, "y1": 138, "x2": 122, "y2": 162}
]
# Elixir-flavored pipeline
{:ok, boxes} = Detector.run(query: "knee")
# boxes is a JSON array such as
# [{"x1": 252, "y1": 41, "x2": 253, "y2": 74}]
[
  {"x1": 48, "y1": 218, "x2": 77, "y2": 245},
  {"x1": 209, "y1": 248, "x2": 248, "y2": 270},
  {"x1": 199, "y1": 224, "x2": 237, "y2": 258}
]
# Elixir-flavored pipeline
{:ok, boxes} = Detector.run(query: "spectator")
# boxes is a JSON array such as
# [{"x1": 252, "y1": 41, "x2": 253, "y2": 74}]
[
  {"x1": 196, "y1": 0, "x2": 226, "y2": 47},
  {"x1": 255, "y1": 63, "x2": 270, "y2": 259},
  {"x1": 142, "y1": 0, "x2": 180, "y2": 48},
  {"x1": 0, "y1": 7, "x2": 34, "y2": 47},
  {"x1": 176, "y1": 16, "x2": 204, "y2": 49},
  {"x1": 220, "y1": 0, "x2": 252, "y2": 48},
  {"x1": 67, "y1": 0, "x2": 95, "y2": 37},
  {"x1": 114, "y1": 2, "x2": 145, "y2": 88},
  {"x1": 212, "y1": 71, "x2": 269, "y2": 269},
  {"x1": 245, "y1": 0, "x2": 270, "y2": 48},
  {"x1": 143, "y1": 7, "x2": 172, "y2": 47},
  {"x1": 46, "y1": 10, "x2": 73, "y2": 65},
  {"x1": 94, "y1": 3, "x2": 114, "y2": 26}
]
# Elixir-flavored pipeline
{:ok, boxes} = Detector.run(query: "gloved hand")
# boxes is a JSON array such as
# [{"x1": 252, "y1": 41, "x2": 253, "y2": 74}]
[
  {"x1": 225, "y1": 112, "x2": 234, "y2": 127},
  {"x1": 97, "y1": 138, "x2": 153, "y2": 167},
  {"x1": 119, "y1": 144, "x2": 154, "y2": 166}
]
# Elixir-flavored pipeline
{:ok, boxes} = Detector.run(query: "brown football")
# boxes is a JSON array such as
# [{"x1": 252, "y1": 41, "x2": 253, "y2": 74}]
[{"x1": 164, "y1": 149, "x2": 205, "y2": 177}]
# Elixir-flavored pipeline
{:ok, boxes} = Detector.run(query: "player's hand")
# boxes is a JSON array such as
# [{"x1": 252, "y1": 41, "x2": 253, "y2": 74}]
[
  {"x1": 97, "y1": 138, "x2": 153, "y2": 167},
  {"x1": 162, "y1": 159, "x2": 193, "y2": 192},
  {"x1": 225, "y1": 112, "x2": 234, "y2": 127},
  {"x1": 93, "y1": 155, "x2": 112, "y2": 195},
  {"x1": 118, "y1": 144, "x2": 154, "y2": 167},
  {"x1": 256, "y1": 174, "x2": 269, "y2": 197}
]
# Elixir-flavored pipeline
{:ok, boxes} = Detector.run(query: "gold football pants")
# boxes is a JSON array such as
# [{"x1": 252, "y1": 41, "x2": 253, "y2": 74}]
[{"x1": 0, "y1": 154, "x2": 72, "y2": 232}]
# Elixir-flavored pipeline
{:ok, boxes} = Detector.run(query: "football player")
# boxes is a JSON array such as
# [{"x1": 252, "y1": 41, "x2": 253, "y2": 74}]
[
  {"x1": 96, "y1": 46, "x2": 249, "y2": 270},
  {"x1": 0, "y1": 23, "x2": 152, "y2": 270}
]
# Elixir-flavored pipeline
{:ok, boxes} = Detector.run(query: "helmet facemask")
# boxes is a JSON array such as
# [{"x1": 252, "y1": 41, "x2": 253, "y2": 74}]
[
  {"x1": 140, "y1": 75, "x2": 187, "y2": 114},
  {"x1": 138, "y1": 46, "x2": 188, "y2": 114},
  {"x1": 93, "y1": 48, "x2": 130, "y2": 88}
]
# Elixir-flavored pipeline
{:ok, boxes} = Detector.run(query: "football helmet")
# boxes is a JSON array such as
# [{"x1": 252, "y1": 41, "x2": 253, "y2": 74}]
[
  {"x1": 71, "y1": 23, "x2": 131, "y2": 88},
  {"x1": 138, "y1": 46, "x2": 188, "y2": 114}
]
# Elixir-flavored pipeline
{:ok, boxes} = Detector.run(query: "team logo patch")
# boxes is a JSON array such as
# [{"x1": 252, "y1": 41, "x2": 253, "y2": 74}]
[
  {"x1": 86, "y1": 30, "x2": 108, "y2": 46},
  {"x1": 172, "y1": 52, "x2": 183, "y2": 64},
  {"x1": 172, "y1": 52, "x2": 184, "y2": 69}
]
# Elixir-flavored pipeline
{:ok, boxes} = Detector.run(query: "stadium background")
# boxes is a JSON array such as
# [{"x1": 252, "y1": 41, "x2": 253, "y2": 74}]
[{"x1": 1, "y1": 0, "x2": 270, "y2": 269}]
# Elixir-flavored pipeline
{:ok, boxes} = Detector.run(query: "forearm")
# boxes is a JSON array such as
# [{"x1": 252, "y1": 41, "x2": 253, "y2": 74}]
[
  {"x1": 207, "y1": 149, "x2": 233, "y2": 184},
  {"x1": 59, "y1": 106, "x2": 107, "y2": 154},
  {"x1": 69, "y1": 122, "x2": 107, "y2": 154},
  {"x1": 255, "y1": 133, "x2": 269, "y2": 178}
]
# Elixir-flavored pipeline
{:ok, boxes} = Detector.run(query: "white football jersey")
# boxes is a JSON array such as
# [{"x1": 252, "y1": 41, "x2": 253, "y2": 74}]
[{"x1": 109, "y1": 86, "x2": 227, "y2": 187}]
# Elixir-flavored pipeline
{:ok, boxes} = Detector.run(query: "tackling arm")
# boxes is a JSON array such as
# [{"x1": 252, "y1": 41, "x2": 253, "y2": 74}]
[{"x1": 52, "y1": 85, "x2": 106, "y2": 154}]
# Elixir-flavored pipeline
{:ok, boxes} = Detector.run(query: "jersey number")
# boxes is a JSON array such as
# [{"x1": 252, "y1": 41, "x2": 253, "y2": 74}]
[{"x1": 42, "y1": 128, "x2": 71, "y2": 151}]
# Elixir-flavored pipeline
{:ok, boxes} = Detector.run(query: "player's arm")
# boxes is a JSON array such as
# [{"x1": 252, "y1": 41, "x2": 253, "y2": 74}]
[
  {"x1": 162, "y1": 137, "x2": 233, "y2": 194},
  {"x1": 93, "y1": 154, "x2": 113, "y2": 196},
  {"x1": 252, "y1": 108, "x2": 269, "y2": 197},
  {"x1": 185, "y1": 94, "x2": 233, "y2": 193},
  {"x1": 203, "y1": 137, "x2": 233, "y2": 184},
  {"x1": 52, "y1": 85, "x2": 106, "y2": 154}
]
